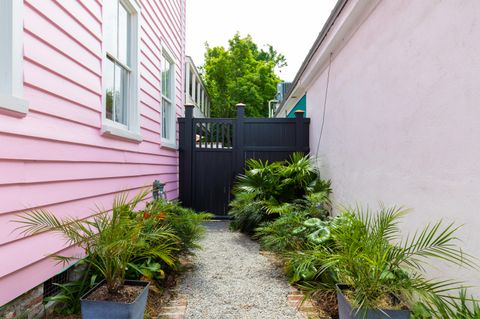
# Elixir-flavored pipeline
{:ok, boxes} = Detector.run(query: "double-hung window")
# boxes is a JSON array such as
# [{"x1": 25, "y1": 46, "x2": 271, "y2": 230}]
[
  {"x1": 102, "y1": 0, "x2": 141, "y2": 141},
  {"x1": 0, "y1": 0, "x2": 28, "y2": 117},
  {"x1": 161, "y1": 47, "x2": 176, "y2": 146}
]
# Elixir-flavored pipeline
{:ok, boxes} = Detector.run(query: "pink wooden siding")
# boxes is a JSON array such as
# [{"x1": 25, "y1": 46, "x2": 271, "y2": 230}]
[{"x1": 0, "y1": 0, "x2": 186, "y2": 306}]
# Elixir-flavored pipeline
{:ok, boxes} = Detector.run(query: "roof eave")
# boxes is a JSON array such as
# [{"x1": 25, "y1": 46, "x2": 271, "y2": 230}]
[
  {"x1": 275, "y1": 0, "x2": 349, "y2": 116},
  {"x1": 275, "y1": 0, "x2": 381, "y2": 117}
]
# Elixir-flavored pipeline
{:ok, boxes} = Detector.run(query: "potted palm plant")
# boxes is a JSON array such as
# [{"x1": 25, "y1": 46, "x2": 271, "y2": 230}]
[
  {"x1": 15, "y1": 189, "x2": 179, "y2": 319},
  {"x1": 312, "y1": 206, "x2": 476, "y2": 319}
]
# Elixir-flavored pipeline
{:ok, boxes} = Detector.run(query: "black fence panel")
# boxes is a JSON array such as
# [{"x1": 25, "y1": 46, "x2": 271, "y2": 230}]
[{"x1": 179, "y1": 104, "x2": 310, "y2": 217}]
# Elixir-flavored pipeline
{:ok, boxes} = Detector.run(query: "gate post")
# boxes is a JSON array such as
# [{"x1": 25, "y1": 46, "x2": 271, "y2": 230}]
[
  {"x1": 235, "y1": 103, "x2": 246, "y2": 177},
  {"x1": 183, "y1": 104, "x2": 194, "y2": 207},
  {"x1": 295, "y1": 110, "x2": 305, "y2": 153}
]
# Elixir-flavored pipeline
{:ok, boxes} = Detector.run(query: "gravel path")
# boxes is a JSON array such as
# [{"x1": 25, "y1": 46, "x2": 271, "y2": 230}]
[{"x1": 177, "y1": 221, "x2": 305, "y2": 319}]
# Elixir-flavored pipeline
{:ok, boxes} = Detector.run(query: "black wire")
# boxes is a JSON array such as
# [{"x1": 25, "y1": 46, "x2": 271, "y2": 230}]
[{"x1": 315, "y1": 52, "x2": 333, "y2": 157}]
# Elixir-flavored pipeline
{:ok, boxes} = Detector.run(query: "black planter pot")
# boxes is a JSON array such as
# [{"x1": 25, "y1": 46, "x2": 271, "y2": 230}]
[
  {"x1": 336, "y1": 284, "x2": 410, "y2": 319},
  {"x1": 80, "y1": 279, "x2": 150, "y2": 319}
]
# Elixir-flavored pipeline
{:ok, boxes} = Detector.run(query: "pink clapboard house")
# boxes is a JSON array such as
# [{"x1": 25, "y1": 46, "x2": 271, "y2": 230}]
[{"x1": 0, "y1": 0, "x2": 186, "y2": 307}]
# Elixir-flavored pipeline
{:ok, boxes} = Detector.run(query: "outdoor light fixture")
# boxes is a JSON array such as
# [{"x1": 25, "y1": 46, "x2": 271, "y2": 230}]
[{"x1": 153, "y1": 180, "x2": 167, "y2": 200}]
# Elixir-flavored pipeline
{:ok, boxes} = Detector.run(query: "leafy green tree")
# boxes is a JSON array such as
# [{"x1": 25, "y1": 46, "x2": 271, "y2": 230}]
[{"x1": 203, "y1": 33, "x2": 286, "y2": 118}]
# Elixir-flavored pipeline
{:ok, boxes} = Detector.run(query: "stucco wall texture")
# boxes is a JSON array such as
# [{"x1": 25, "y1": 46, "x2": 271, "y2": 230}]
[{"x1": 308, "y1": 1, "x2": 480, "y2": 288}]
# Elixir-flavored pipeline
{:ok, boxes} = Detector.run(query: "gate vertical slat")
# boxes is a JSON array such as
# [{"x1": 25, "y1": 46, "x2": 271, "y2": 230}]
[
  {"x1": 221, "y1": 124, "x2": 225, "y2": 148},
  {"x1": 197, "y1": 122, "x2": 201, "y2": 149},
  {"x1": 234, "y1": 104, "x2": 245, "y2": 177},
  {"x1": 226, "y1": 123, "x2": 231, "y2": 148},
  {"x1": 203, "y1": 123, "x2": 208, "y2": 148}
]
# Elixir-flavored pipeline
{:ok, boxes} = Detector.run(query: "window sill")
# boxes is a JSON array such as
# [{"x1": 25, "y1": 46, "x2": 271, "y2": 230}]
[
  {"x1": 101, "y1": 123, "x2": 143, "y2": 143},
  {"x1": 161, "y1": 139, "x2": 178, "y2": 150},
  {"x1": 0, "y1": 95, "x2": 29, "y2": 118}
]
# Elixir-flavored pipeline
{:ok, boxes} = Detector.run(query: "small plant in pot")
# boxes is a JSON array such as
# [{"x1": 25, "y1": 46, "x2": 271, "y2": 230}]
[
  {"x1": 309, "y1": 206, "x2": 477, "y2": 319},
  {"x1": 15, "y1": 189, "x2": 179, "y2": 319}
]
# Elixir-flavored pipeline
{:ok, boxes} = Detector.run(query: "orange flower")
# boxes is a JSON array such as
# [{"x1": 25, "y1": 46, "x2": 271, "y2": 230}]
[
  {"x1": 156, "y1": 212, "x2": 166, "y2": 220},
  {"x1": 143, "y1": 211, "x2": 151, "y2": 219}
]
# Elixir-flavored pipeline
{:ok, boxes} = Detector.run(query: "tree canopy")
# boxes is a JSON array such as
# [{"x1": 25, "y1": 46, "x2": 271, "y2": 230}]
[{"x1": 202, "y1": 33, "x2": 286, "y2": 118}]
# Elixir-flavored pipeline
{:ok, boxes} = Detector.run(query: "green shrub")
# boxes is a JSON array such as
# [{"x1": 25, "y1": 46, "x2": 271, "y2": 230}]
[
  {"x1": 229, "y1": 153, "x2": 331, "y2": 233},
  {"x1": 255, "y1": 197, "x2": 335, "y2": 253},
  {"x1": 229, "y1": 192, "x2": 267, "y2": 234},
  {"x1": 290, "y1": 206, "x2": 477, "y2": 316},
  {"x1": 15, "y1": 190, "x2": 210, "y2": 315},
  {"x1": 124, "y1": 198, "x2": 212, "y2": 283},
  {"x1": 282, "y1": 213, "x2": 354, "y2": 285},
  {"x1": 16, "y1": 189, "x2": 179, "y2": 294},
  {"x1": 256, "y1": 211, "x2": 310, "y2": 252},
  {"x1": 140, "y1": 199, "x2": 212, "y2": 254}
]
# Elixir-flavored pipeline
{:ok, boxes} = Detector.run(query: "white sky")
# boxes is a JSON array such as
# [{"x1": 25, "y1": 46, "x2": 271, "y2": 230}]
[{"x1": 186, "y1": 0, "x2": 338, "y2": 82}]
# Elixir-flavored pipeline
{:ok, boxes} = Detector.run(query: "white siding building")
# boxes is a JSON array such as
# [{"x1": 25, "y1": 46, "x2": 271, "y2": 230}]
[{"x1": 185, "y1": 56, "x2": 210, "y2": 118}]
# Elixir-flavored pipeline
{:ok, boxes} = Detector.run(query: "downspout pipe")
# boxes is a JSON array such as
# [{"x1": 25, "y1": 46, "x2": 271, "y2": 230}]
[{"x1": 268, "y1": 99, "x2": 279, "y2": 118}]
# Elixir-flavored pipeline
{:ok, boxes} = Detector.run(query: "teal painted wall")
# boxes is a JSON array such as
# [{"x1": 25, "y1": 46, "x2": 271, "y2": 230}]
[{"x1": 287, "y1": 95, "x2": 306, "y2": 118}]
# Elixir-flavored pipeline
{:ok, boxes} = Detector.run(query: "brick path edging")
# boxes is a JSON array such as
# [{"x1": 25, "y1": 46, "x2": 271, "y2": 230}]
[
  {"x1": 156, "y1": 293, "x2": 188, "y2": 319},
  {"x1": 156, "y1": 288, "x2": 316, "y2": 319},
  {"x1": 287, "y1": 286, "x2": 319, "y2": 319},
  {"x1": 155, "y1": 252, "x2": 318, "y2": 319}
]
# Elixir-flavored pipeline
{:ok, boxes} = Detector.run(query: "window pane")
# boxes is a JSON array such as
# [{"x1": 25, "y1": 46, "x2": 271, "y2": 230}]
[
  {"x1": 162, "y1": 97, "x2": 171, "y2": 139},
  {"x1": 105, "y1": 58, "x2": 115, "y2": 120},
  {"x1": 114, "y1": 64, "x2": 129, "y2": 125},
  {"x1": 162, "y1": 58, "x2": 172, "y2": 99},
  {"x1": 104, "y1": 0, "x2": 118, "y2": 55},
  {"x1": 118, "y1": 3, "x2": 130, "y2": 65}
]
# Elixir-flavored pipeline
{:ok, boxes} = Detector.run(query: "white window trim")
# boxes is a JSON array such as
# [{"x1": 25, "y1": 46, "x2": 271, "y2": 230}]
[
  {"x1": 0, "y1": 0, "x2": 28, "y2": 118},
  {"x1": 161, "y1": 43, "x2": 177, "y2": 149},
  {"x1": 101, "y1": 0, "x2": 142, "y2": 143}
]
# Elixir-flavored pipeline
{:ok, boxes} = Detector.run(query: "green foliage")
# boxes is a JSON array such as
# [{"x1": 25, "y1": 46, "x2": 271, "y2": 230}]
[
  {"x1": 229, "y1": 153, "x2": 331, "y2": 234},
  {"x1": 289, "y1": 206, "x2": 477, "y2": 315},
  {"x1": 140, "y1": 199, "x2": 213, "y2": 254},
  {"x1": 448, "y1": 289, "x2": 480, "y2": 319},
  {"x1": 255, "y1": 199, "x2": 336, "y2": 254},
  {"x1": 282, "y1": 213, "x2": 353, "y2": 285},
  {"x1": 15, "y1": 189, "x2": 179, "y2": 294},
  {"x1": 412, "y1": 289, "x2": 480, "y2": 319},
  {"x1": 229, "y1": 192, "x2": 267, "y2": 234},
  {"x1": 443, "y1": 289, "x2": 480, "y2": 319},
  {"x1": 45, "y1": 264, "x2": 98, "y2": 315},
  {"x1": 15, "y1": 191, "x2": 211, "y2": 315},
  {"x1": 255, "y1": 211, "x2": 310, "y2": 252},
  {"x1": 203, "y1": 33, "x2": 286, "y2": 118}
]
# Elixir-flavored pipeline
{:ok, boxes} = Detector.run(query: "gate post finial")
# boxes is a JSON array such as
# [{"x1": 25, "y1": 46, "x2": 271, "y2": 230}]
[
  {"x1": 236, "y1": 103, "x2": 245, "y2": 118},
  {"x1": 294, "y1": 110, "x2": 305, "y2": 118}
]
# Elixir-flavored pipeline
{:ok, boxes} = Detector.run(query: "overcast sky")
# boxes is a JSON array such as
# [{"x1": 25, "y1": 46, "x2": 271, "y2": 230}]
[{"x1": 186, "y1": 0, "x2": 338, "y2": 82}]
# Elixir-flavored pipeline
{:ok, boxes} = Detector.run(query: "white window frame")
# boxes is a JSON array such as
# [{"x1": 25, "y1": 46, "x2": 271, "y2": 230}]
[
  {"x1": 0, "y1": 0, "x2": 28, "y2": 118},
  {"x1": 160, "y1": 43, "x2": 177, "y2": 149},
  {"x1": 101, "y1": 0, "x2": 142, "y2": 142}
]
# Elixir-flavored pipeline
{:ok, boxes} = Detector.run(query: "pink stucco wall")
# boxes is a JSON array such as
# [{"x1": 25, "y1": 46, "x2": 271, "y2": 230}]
[
  {"x1": 0, "y1": 0, "x2": 186, "y2": 306},
  {"x1": 307, "y1": 1, "x2": 480, "y2": 290}
]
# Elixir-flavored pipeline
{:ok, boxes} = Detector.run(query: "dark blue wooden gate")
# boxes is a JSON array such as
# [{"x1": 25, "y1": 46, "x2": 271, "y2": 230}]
[{"x1": 179, "y1": 104, "x2": 309, "y2": 217}]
